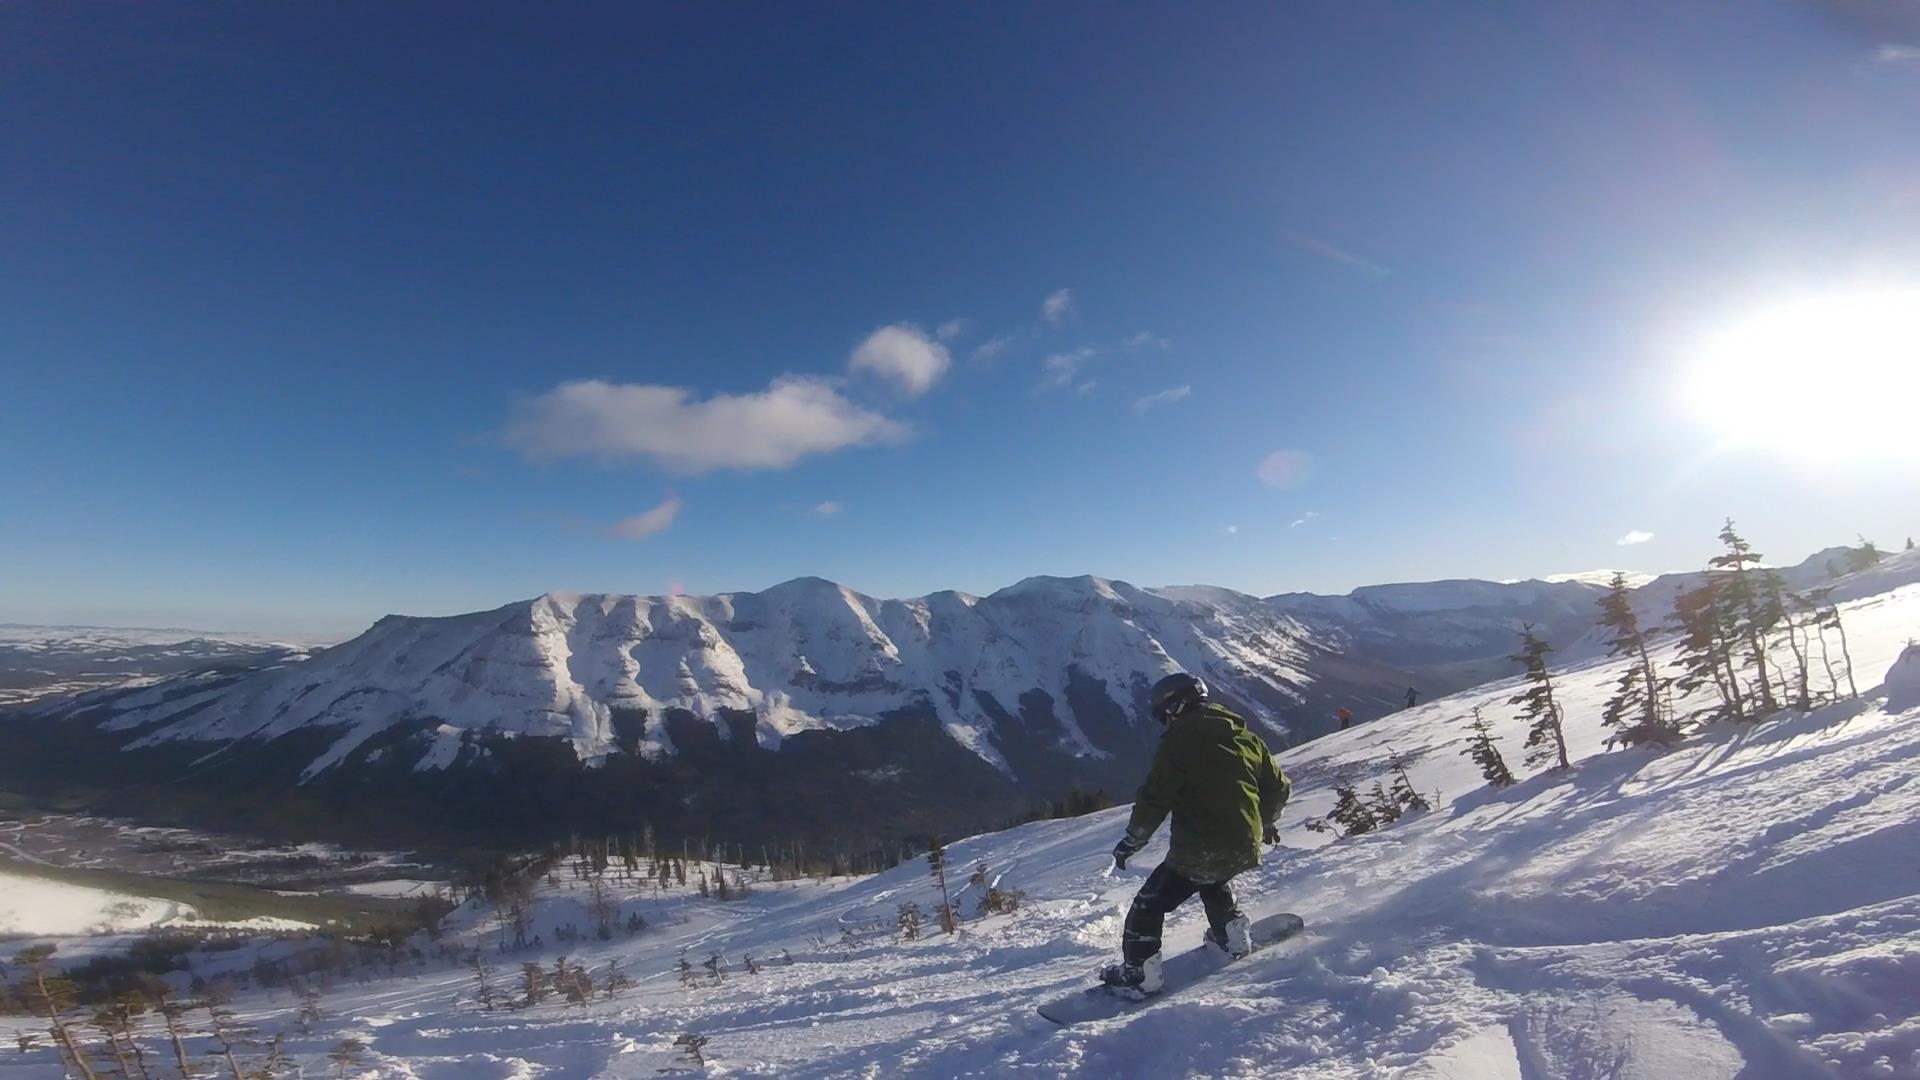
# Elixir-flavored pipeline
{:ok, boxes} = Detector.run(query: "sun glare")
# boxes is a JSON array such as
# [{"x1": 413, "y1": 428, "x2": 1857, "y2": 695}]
[{"x1": 1683, "y1": 288, "x2": 1920, "y2": 464}]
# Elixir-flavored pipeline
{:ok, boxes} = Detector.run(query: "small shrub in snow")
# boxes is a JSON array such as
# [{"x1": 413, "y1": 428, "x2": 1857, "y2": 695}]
[
  {"x1": 1461, "y1": 708, "x2": 1516, "y2": 787},
  {"x1": 328, "y1": 1038, "x2": 365, "y2": 1079},
  {"x1": 519, "y1": 962, "x2": 549, "y2": 1006},
  {"x1": 1366, "y1": 781, "x2": 1402, "y2": 825},
  {"x1": 1327, "y1": 775, "x2": 1379, "y2": 836},
  {"x1": 668, "y1": 1032, "x2": 710, "y2": 1070},
  {"x1": 1385, "y1": 747, "x2": 1431, "y2": 813}
]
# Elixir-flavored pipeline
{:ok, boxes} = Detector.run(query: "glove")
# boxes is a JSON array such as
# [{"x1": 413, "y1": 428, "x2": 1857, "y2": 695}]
[
  {"x1": 1112, "y1": 837, "x2": 1141, "y2": 871},
  {"x1": 1262, "y1": 821, "x2": 1281, "y2": 845}
]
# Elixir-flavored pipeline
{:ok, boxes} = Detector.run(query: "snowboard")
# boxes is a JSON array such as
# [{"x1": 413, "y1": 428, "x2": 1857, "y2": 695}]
[{"x1": 1037, "y1": 912, "x2": 1305, "y2": 1027}]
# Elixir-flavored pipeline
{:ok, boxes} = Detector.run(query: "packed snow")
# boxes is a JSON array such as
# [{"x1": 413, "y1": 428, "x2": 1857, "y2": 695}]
[{"x1": 5, "y1": 575, "x2": 1917, "y2": 1077}]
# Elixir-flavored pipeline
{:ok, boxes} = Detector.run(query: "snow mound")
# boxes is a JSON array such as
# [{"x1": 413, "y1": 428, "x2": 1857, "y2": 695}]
[{"x1": 1886, "y1": 641, "x2": 1920, "y2": 712}]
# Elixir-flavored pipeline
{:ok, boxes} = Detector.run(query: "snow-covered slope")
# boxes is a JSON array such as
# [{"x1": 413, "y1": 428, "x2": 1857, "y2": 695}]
[
  {"x1": 7, "y1": 575, "x2": 1915, "y2": 1077},
  {"x1": 0, "y1": 625, "x2": 321, "y2": 707}
]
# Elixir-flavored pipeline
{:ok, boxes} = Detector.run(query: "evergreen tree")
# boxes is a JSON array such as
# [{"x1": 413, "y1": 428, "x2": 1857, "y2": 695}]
[
  {"x1": 1669, "y1": 577, "x2": 1744, "y2": 722},
  {"x1": 1596, "y1": 571, "x2": 1675, "y2": 745},
  {"x1": 1365, "y1": 781, "x2": 1402, "y2": 824},
  {"x1": 927, "y1": 838, "x2": 960, "y2": 934},
  {"x1": 1460, "y1": 707, "x2": 1516, "y2": 787},
  {"x1": 1385, "y1": 747, "x2": 1432, "y2": 812},
  {"x1": 1709, "y1": 519, "x2": 1779, "y2": 714},
  {"x1": 1848, "y1": 535, "x2": 1883, "y2": 572},
  {"x1": 896, "y1": 902, "x2": 923, "y2": 941},
  {"x1": 1327, "y1": 774, "x2": 1378, "y2": 835},
  {"x1": 1509, "y1": 625, "x2": 1570, "y2": 771}
]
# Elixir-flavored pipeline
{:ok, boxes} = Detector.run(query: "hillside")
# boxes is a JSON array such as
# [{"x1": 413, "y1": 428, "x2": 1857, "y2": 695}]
[{"x1": 5, "y1": 567, "x2": 1915, "y2": 1077}]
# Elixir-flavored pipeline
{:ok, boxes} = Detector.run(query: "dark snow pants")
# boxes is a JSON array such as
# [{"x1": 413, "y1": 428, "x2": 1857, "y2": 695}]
[{"x1": 1122, "y1": 863, "x2": 1243, "y2": 967}]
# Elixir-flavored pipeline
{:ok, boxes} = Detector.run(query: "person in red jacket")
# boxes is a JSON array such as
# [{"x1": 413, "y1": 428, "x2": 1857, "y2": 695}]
[{"x1": 1337, "y1": 706, "x2": 1353, "y2": 730}]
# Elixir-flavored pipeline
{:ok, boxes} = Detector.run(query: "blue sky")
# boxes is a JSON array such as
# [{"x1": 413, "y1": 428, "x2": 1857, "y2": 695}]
[{"x1": 3, "y1": 3, "x2": 1918, "y2": 634}]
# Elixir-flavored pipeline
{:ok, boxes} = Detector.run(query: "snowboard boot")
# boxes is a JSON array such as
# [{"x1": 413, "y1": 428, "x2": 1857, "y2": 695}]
[
  {"x1": 1205, "y1": 915, "x2": 1254, "y2": 958},
  {"x1": 1099, "y1": 953, "x2": 1164, "y2": 998}
]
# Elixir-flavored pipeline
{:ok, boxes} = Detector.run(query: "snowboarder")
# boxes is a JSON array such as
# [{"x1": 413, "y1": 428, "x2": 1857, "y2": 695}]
[
  {"x1": 1103, "y1": 673, "x2": 1291, "y2": 994},
  {"x1": 1337, "y1": 706, "x2": 1353, "y2": 730},
  {"x1": 1404, "y1": 686, "x2": 1419, "y2": 710}
]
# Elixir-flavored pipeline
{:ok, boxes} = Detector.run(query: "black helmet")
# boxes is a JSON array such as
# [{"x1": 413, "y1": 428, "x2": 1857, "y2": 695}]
[{"x1": 1148, "y1": 672, "x2": 1207, "y2": 725}]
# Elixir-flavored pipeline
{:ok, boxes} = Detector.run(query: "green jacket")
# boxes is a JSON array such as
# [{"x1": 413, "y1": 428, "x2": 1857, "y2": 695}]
[{"x1": 1124, "y1": 702, "x2": 1291, "y2": 883}]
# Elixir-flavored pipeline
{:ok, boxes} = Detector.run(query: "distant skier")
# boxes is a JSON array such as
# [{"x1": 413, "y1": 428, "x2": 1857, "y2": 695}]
[
  {"x1": 1103, "y1": 673, "x2": 1290, "y2": 994},
  {"x1": 1404, "y1": 686, "x2": 1419, "y2": 710},
  {"x1": 1337, "y1": 706, "x2": 1353, "y2": 730}
]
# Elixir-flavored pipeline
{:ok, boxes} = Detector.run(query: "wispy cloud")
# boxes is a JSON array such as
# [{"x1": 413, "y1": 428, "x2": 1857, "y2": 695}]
[
  {"x1": 1617, "y1": 530, "x2": 1655, "y2": 546},
  {"x1": 1042, "y1": 288, "x2": 1075, "y2": 327},
  {"x1": 1257, "y1": 449, "x2": 1314, "y2": 490},
  {"x1": 848, "y1": 323, "x2": 951, "y2": 397},
  {"x1": 604, "y1": 496, "x2": 681, "y2": 540},
  {"x1": 1134, "y1": 385, "x2": 1192, "y2": 413},
  {"x1": 505, "y1": 377, "x2": 906, "y2": 473},
  {"x1": 1878, "y1": 43, "x2": 1920, "y2": 63},
  {"x1": 1289, "y1": 510, "x2": 1320, "y2": 529},
  {"x1": 1223, "y1": 524, "x2": 1239, "y2": 535},
  {"x1": 936, "y1": 318, "x2": 970, "y2": 341},
  {"x1": 972, "y1": 334, "x2": 1012, "y2": 363},
  {"x1": 1038, "y1": 346, "x2": 1097, "y2": 392},
  {"x1": 1286, "y1": 232, "x2": 1392, "y2": 279},
  {"x1": 813, "y1": 501, "x2": 843, "y2": 516},
  {"x1": 1123, "y1": 331, "x2": 1170, "y2": 350}
]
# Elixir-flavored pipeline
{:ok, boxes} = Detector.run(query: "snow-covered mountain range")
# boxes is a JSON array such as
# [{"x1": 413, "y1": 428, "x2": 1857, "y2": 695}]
[
  {"x1": 6, "y1": 554, "x2": 1917, "y2": 1077},
  {"x1": 1, "y1": 545, "x2": 1886, "y2": 847}
]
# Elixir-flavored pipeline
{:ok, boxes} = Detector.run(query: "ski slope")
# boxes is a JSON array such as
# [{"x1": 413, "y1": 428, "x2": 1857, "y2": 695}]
[{"x1": 4, "y1": 577, "x2": 1918, "y2": 1077}]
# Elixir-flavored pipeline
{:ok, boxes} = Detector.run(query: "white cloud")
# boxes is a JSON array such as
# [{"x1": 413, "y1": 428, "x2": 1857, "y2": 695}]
[
  {"x1": 1616, "y1": 530, "x2": 1655, "y2": 546},
  {"x1": 1224, "y1": 524, "x2": 1239, "y2": 535},
  {"x1": 505, "y1": 376, "x2": 907, "y2": 474},
  {"x1": 1134, "y1": 385, "x2": 1192, "y2": 413},
  {"x1": 848, "y1": 324, "x2": 951, "y2": 397},
  {"x1": 1038, "y1": 346, "x2": 1097, "y2": 391},
  {"x1": 1289, "y1": 510, "x2": 1320, "y2": 528},
  {"x1": 972, "y1": 335, "x2": 1012, "y2": 363},
  {"x1": 813, "y1": 501, "x2": 843, "y2": 516},
  {"x1": 936, "y1": 319, "x2": 970, "y2": 341},
  {"x1": 604, "y1": 496, "x2": 680, "y2": 540},
  {"x1": 1258, "y1": 450, "x2": 1314, "y2": 490},
  {"x1": 1043, "y1": 288, "x2": 1074, "y2": 327},
  {"x1": 1076, "y1": 379, "x2": 1100, "y2": 395},
  {"x1": 1878, "y1": 43, "x2": 1920, "y2": 62},
  {"x1": 1123, "y1": 331, "x2": 1170, "y2": 350}
]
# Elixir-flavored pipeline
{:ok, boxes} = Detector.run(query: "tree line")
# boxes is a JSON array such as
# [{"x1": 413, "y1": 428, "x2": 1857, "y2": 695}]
[{"x1": 1311, "y1": 521, "x2": 1873, "y2": 836}]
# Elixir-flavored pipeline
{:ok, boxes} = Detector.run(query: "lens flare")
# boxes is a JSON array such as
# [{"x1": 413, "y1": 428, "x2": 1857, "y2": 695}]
[{"x1": 1682, "y1": 289, "x2": 1920, "y2": 464}]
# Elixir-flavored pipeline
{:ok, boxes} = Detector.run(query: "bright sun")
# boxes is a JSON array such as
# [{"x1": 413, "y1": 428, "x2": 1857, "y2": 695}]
[{"x1": 1683, "y1": 288, "x2": 1920, "y2": 464}]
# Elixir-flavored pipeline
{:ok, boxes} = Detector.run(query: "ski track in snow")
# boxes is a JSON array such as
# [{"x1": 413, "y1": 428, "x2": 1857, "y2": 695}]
[{"x1": 5, "y1": 583, "x2": 1920, "y2": 1077}]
